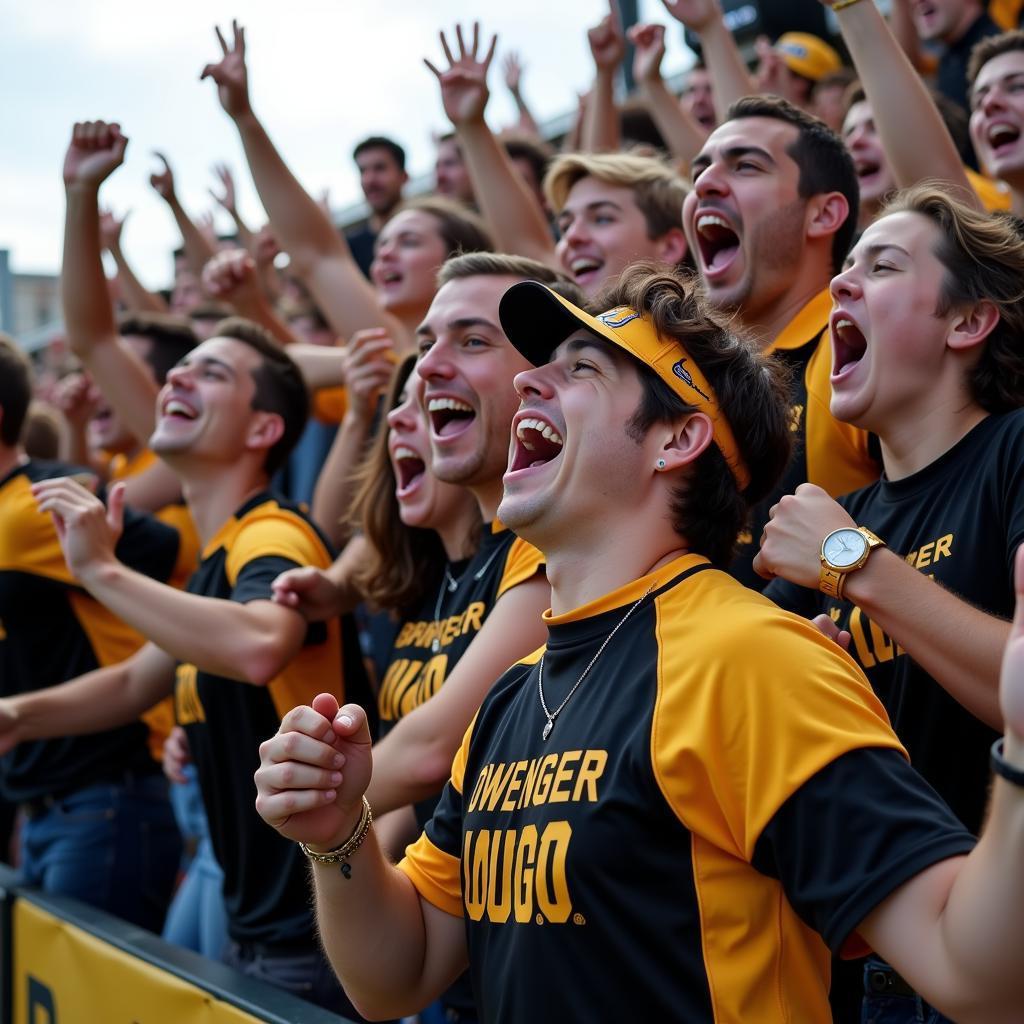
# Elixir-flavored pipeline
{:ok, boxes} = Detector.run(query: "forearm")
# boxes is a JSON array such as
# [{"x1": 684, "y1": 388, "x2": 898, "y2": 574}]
[
  {"x1": 366, "y1": 722, "x2": 454, "y2": 814},
  {"x1": 581, "y1": 68, "x2": 620, "y2": 153},
  {"x1": 165, "y1": 194, "x2": 217, "y2": 280},
  {"x1": 60, "y1": 420, "x2": 103, "y2": 473},
  {"x1": 311, "y1": 412, "x2": 372, "y2": 545},
  {"x1": 697, "y1": 15, "x2": 756, "y2": 120},
  {"x1": 890, "y1": 0, "x2": 926, "y2": 69},
  {"x1": 457, "y1": 120, "x2": 556, "y2": 266},
  {"x1": 835, "y1": 0, "x2": 976, "y2": 206},
  {"x1": 118, "y1": 458, "x2": 183, "y2": 514},
  {"x1": 511, "y1": 90, "x2": 541, "y2": 137},
  {"x1": 80, "y1": 560, "x2": 295, "y2": 684},
  {"x1": 109, "y1": 244, "x2": 168, "y2": 313},
  {"x1": 288, "y1": 344, "x2": 347, "y2": 391},
  {"x1": 846, "y1": 550, "x2": 1007, "y2": 728},
  {"x1": 311, "y1": 826, "x2": 444, "y2": 1017},
  {"x1": 229, "y1": 208, "x2": 255, "y2": 251},
  {"x1": 642, "y1": 78, "x2": 707, "y2": 163}
]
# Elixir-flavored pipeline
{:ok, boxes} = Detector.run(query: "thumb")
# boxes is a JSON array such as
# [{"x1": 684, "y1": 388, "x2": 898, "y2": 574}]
[
  {"x1": 311, "y1": 691, "x2": 341, "y2": 721},
  {"x1": 107, "y1": 481, "x2": 126, "y2": 536},
  {"x1": 331, "y1": 703, "x2": 372, "y2": 746}
]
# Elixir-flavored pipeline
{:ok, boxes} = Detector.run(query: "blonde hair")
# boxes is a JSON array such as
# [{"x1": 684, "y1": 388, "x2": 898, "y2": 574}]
[{"x1": 544, "y1": 152, "x2": 688, "y2": 239}]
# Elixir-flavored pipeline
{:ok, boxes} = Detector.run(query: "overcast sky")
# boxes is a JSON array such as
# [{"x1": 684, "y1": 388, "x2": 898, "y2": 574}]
[{"x1": 1, "y1": 0, "x2": 694, "y2": 289}]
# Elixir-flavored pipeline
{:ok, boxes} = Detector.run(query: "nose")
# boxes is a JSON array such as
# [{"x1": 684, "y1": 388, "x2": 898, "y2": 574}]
[
  {"x1": 513, "y1": 363, "x2": 556, "y2": 400},
  {"x1": 386, "y1": 399, "x2": 417, "y2": 432},
  {"x1": 562, "y1": 216, "x2": 591, "y2": 246},
  {"x1": 829, "y1": 264, "x2": 861, "y2": 303},
  {"x1": 165, "y1": 361, "x2": 194, "y2": 388},
  {"x1": 693, "y1": 160, "x2": 728, "y2": 200},
  {"x1": 416, "y1": 341, "x2": 454, "y2": 384},
  {"x1": 980, "y1": 86, "x2": 1006, "y2": 117}
]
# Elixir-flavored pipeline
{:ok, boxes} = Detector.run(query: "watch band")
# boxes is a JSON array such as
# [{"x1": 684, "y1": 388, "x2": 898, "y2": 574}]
[
  {"x1": 991, "y1": 738, "x2": 1024, "y2": 787},
  {"x1": 819, "y1": 565, "x2": 847, "y2": 600},
  {"x1": 819, "y1": 526, "x2": 886, "y2": 599}
]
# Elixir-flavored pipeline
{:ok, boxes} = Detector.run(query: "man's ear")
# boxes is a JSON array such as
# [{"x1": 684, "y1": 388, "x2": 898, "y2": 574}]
[
  {"x1": 806, "y1": 191, "x2": 849, "y2": 244},
  {"x1": 655, "y1": 227, "x2": 690, "y2": 267},
  {"x1": 947, "y1": 299, "x2": 999, "y2": 353},
  {"x1": 657, "y1": 411, "x2": 714, "y2": 473},
  {"x1": 246, "y1": 410, "x2": 285, "y2": 457}
]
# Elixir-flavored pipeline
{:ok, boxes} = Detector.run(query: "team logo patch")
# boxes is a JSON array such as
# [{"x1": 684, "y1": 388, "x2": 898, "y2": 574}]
[
  {"x1": 596, "y1": 307, "x2": 641, "y2": 329},
  {"x1": 672, "y1": 359, "x2": 710, "y2": 401}
]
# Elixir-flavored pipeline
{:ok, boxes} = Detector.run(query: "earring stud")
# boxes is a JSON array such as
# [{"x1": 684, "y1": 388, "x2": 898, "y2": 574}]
[{"x1": 656, "y1": 458, "x2": 667, "y2": 470}]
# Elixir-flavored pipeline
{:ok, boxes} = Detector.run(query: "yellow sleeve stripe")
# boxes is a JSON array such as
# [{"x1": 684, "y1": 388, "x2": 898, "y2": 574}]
[
  {"x1": 397, "y1": 834, "x2": 464, "y2": 918},
  {"x1": 224, "y1": 510, "x2": 332, "y2": 586},
  {"x1": 496, "y1": 538, "x2": 545, "y2": 599}
]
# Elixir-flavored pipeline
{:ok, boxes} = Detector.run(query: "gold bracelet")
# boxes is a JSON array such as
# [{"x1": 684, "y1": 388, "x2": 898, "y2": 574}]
[
  {"x1": 831, "y1": 0, "x2": 866, "y2": 11},
  {"x1": 298, "y1": 796, "x2": 373, "y2": 866}
]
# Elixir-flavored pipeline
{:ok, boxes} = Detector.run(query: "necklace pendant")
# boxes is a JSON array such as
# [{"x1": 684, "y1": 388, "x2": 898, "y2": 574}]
[
  {"x1": 431, "y1": 639, "x2": 440, "y2": 654},
  {"x1": 542, "y1": 719, "x2": 553, "y2": 741},
  {"x1": 447, "y1": 580, "x2": 458, "y2": 592}
]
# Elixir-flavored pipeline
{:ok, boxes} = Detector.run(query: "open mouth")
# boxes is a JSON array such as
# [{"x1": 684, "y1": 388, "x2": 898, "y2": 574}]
[
  {"x1": 987, "y1": 122, "x2": 1021, "y2": 157},
  {"x1": 695, "y1": 212, "x2": 740, "y2": 277},
  {"x1": 509, "y1": 416, "x2": 564, "y2": 473},
  {"x1": 831, "y1": 315, "x2": 868, "y2": 381},
  {"x1": 854, "y1": 156, "x2": 882, "y2": 182},
  {"x1": 90, "y1": 406, "x2": 113, "y2": 427},
  {"x1": 392, "y1": 445, "x2": 426, "y2": 494},
  {"x1": 427, "y1": 396, "x2": 476, "y2": 439},
  {"x1": 569, "y1": 255, "x2": 604, "y2": 284},
  {"x1": 162, "y1": 398, "x2": 198, "y2": 422}
]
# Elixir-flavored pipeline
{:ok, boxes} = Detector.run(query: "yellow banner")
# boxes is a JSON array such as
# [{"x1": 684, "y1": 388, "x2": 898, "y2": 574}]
[{"x1": 13, "y1": 900, "x2": 262, "y2": 1023}]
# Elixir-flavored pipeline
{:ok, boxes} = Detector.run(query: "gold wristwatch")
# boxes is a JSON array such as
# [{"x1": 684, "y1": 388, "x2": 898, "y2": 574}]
[{"x1": 819, "y1": 526, "x2": 885, "y2": 599}]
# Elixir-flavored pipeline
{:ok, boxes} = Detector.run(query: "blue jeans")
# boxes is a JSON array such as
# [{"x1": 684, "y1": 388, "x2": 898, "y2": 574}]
[
  {"x1": 862, "y1": 958, "x2": 957, "y2": 1024},
  {"x1": 162, "y1": 768, "x2": 228, "y2": 959},
  {"x1": 19, "y1": 772, "x2": 181, "y2": 933}
]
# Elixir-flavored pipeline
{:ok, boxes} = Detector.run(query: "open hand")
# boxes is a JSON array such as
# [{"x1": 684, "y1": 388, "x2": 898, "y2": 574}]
[
  {"x1": 255, "y1": 695, "x2": 373, "y2": 850},
  {"x1": 425, "y1": 22, "x2": 496, "y2": 127},
  {"x1": 661, "y1": 0, "x2": 721, "y2": 32},
  {"x1": 209, "y1": 162, "x2": 238, "y2": 215},
  {"x1": 201, "y1": 20, "x2": 252, "y2": 120},
  {"x1": 588, "y1": 1, "x2": 626, "y2": 73},
  {"x1": 63, "y1": 121, "x2": 128, "y2": 190},
  {"x1": 502, "y1": 51, "x2": 524, "y2": 95}
]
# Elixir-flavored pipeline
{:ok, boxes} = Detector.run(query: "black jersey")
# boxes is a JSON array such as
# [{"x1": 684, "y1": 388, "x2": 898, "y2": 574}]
[
  {"x1": 173, "y1": 492, "x2": 345, "y2": 945},
  {"x1": 400, "y1": 555, "x2": 973, "y2": 1023},
  {"x1": 731, "y1": 291, "x2": 879, "y2": 589},
  {"x1": 0, "y1": 459, "x2": 179, "y2": 801},
  {"x1": 765, "y1": 412, "x2": 1024, "y2": 833}
]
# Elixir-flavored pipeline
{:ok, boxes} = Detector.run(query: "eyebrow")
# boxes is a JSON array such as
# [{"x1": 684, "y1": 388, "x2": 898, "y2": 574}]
[
  {"x1": 177, "y1": 354, "x2": 237, "y2": 376},
  {"x1": 415, "y1": 316, "x2": 499, "y2": 337},
  {"x1": 558, "y1": 199, "x2": 624, "y2": 221},
  {"x1": 554, "y1": 334, "x2": 623, "y2": 365},
  {"x1": 972, "y1": 70, "x2": 1024, "y2": 100},
  {"x1": 844, "y1": 242, "x2": 911, "y2": 269},
  {"x1": 691, "y1": 144, "x2": 775, "y2": 173}
]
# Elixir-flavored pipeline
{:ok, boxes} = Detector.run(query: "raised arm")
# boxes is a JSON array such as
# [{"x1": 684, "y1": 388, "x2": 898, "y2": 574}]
[
  {"x1": 856, "y1": 545, "x2": 1024, "y2": 1022},
  {"x1": 425, "y1": 23, "x2": 556, "y2": 267},
  {"x1": 200, "y1": 21, "x2": 406, "y2": 344},
  {"x1": 61, "y1": 121, "x2": 162, "y2": 444},
  {"x1": 662, "y1": 0, "x2": 755, "y2": 120},
  {"x1": 502, "y1": 51, "x2": 541, "y2": 137},
  {"x1": 824, "y1": 0, "x2": 977, "y2": 208},
  {"x1": 99, "y1": 209, "x2": 168, "y2": 313},
  {"x1": 630, "y1": 23, "x2": 709, "y2": 163},
  {"x1": 148, "y1": 152, "x2": 218, "y2": 280},
  {"x1": 209, "y1": 162, "x2": 255, "y2": 250},
  {"x1": 366, "y1": 573, "x2": 549, "y2": 814},
  {"x1": 581, "y1": 2, "x2": 626, "y2": 154}
]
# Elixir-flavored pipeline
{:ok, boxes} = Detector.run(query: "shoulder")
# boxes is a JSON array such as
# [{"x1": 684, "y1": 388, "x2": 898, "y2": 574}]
[{"x1": 224, "y1": 496, "x2": 333, "y2": 582}]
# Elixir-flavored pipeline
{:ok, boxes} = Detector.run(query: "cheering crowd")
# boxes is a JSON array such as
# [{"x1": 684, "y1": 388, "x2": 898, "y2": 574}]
[{"x1": 3, "y1": 1, "x2": 1024, "y2": 1021}]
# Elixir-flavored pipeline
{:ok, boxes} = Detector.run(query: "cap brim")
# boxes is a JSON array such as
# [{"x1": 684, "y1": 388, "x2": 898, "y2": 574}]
[{"x1": 499, "y1": 281, "x2": 595, "y2": 367}]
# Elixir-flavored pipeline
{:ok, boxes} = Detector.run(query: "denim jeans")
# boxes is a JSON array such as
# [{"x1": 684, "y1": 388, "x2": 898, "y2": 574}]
[
  {"x1": 19, "y1": 772, "x2": 181, "y2": 933},
  {"x1": 862, "y1": 958, "x2": 957, "y2": 1024},
  {"x1": 162, "y1": 768, "x2": 228, "y2": 959}
]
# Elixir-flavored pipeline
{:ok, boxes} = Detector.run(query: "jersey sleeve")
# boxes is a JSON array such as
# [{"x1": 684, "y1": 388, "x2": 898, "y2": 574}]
[
  {"x1": 495, "y1": 537, "x2": 545, "y2": 599},
  {"x1": 751, "y1": 746, "x2": 976, "y2": 956},
  {"x1": 115, "y1": 505, "x2": 180, "y2": 584},
  {"x1": 397, "y1": 713, "x2": 477, "y2": 917},
  {"x1": 225, "y1": 512, "x2": 332, "y2": 602}
]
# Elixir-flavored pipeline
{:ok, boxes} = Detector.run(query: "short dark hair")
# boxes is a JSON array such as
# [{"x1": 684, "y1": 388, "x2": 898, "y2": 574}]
[
  {"x1": 593, "y1": 264, "x2": 792, "y2": 566},
  {"x1": 967, "y1": 29, "x2": 1024, "y2": 90},
  {"x1": 118, "y1": 311, "x2": 198, "y2": 384},
  {"x1": 211, "y1": 317, "x2": 309, "y2": 474},
  {"x1": 726, "y1": 94, "x2": 858, "y2": 273},
  {"x1": 396, "y1": 196, "x2": 493, "y2": 261},
  {"x1": 501, "y1": 132, "x2": 555, "y2": 191},
  {"x1": 353, "y1": 136, "x2": 406, "y2": 172},
  {"x1": 438, "y1": 251, "x2": 584, "y2": 306},
  {"x1": 0, "y1": 334, "x2": 33, "y2": 446},
  {"x1": 880, "y1": 184, "x2": 1024, "y2": 413}
]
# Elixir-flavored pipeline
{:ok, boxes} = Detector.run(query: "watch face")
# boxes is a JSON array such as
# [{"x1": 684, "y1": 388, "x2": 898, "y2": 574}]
[{"x1": 822, "y1": 528, "x2": 868, "y2": 568}]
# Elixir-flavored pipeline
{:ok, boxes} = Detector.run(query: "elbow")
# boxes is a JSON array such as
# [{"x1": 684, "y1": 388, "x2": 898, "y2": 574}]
[{"x1": 239, "y1": 641, "x2": 291, "y2": 687}]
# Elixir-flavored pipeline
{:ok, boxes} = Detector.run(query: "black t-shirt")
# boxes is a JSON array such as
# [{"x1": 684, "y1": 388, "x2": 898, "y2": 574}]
[
  {"x1": 174, "y1": 491, "x2": 346, "y2": 945},
  {"x1": 400, "y1": 555, "x2": 973, "y2": 1022},
  {"x1": 938, "y1": 13, "x2": 1001, "y2": 114},
  {"x1": 0, "y1": 459, "x2": 179, "y2": 800},
  {"x1": 765, "y1": 412, "x2": 1024, "y2": 833},
  {"x1": 345, "y1": 224, "x2": 377, "y2": 279}
]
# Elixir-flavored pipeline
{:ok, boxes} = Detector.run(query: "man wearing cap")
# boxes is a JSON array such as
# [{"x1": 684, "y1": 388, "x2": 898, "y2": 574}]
[
  {"x1": 253, "y1": 264, "x2": 1024, "y2": 1024},
  {"x1": 757, "y1": 31, "x2": 843, "y2": 116}
]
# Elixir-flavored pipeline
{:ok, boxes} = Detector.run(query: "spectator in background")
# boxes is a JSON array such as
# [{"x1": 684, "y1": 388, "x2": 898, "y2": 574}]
[
  {"x1": 680, "y1": 63, "x2": 717, "y2": 131},
  {"x1": 347, "y1": 136, "x2": 409, "y2": 278},
  {"x1": 809, "y1": 67, "x2": 856, "y2": 131},
  {"x1": 756, "y1": 31, "x2": 843, "y2": 113},
  {"x1": 434, "y1": 132, "x2": 475, "y2": 204}
]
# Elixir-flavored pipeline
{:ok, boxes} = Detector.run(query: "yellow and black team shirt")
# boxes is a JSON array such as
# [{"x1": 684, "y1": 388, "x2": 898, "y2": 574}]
[
  {"x1": 766, "y1": 411, "x2": 1024, "y2": 835},
  {"x1": 0, "y1": 459, "x2": 179, "y2": 802},
  {"x1": 109, "y1": 446, "x2": 201, "y2": 761},
  {"x1": 173, "y1": 492, "x2": 348, "y2": 946},
  {"x1": 379, "y1": 522, "x2": 543, "y2": 824},
  {"x1": 399, "y1": 554, "x2": 975, "y2": 1023},
  {"x1": 731, "y1": 291, "x2": 880, "y2": 590}
]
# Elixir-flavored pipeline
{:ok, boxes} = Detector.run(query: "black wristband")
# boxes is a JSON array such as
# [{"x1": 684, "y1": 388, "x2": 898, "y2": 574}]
[{"x1": 990, "y1": 738, "x2": 1024, "y2": 788}]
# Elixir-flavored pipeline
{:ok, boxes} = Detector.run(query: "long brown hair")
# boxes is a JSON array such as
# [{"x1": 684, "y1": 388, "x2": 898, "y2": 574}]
[{"x1": 347, "y1": 355, "x2": 448, "y2": 614}]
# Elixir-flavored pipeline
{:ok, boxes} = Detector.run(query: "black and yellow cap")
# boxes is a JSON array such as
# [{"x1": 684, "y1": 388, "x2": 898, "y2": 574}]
[{"x1": 499, "y1": 281, "x2": 750, "y2": 491}]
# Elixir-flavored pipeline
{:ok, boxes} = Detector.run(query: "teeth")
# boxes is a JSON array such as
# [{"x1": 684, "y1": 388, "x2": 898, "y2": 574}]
[
  {"x1": 515, "y1": 417, "x2": 564, "y2": 447},
  {"x1": 571, "y1": 257, "x2": 601, "y2": 273},
  {"x1": 989, "y1": 124, "x2": 1018, "y2": 145},
  {"x1": 165, "y1": 400, "x2": 195, "y2": 417},
  {"x1": 835, "y1": 318, "x2": 854, "y2": 332},
  {"x1": 427, "y1": 397, "x2": 473, "y2": 413},
  {"x1": 394, "y1": 446, "x2": 419, "y2": 460},
  {"x1": 696, "y1": 214, "x2": 732, "y2": 236}
]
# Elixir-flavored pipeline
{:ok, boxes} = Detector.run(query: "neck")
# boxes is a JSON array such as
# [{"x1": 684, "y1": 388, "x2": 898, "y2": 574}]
[
  {"x1": 743, "y1": 275, "x2": 830, "y2": 347},
  {"x1": 944, "y1": 5, "x2": 981, "y2": 44},
  {"x1": 876, "y1": 397, "x2": 988, "y2": 480},
  {"x1": 176, "y1": 460, "x2": 270, "y2": 546},
  {"x1": 543, "y1": 521, "x2": 689, "y2": 614},
  {"x1": 471, "y1": 478, "x2": 504, "y2": 525},
  {"x1": 437, "y1": 499, "x2": 482, "y2": 561},
  {"x1": 0, "y1": 445, "x2": 24, "y2": 480}
]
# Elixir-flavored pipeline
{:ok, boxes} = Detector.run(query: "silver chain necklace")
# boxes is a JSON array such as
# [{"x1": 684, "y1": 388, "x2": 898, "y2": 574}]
[
  {"x1": 430, "y1": 543, "x2": 505, "y2": 654},
  {"x1": 537, "y1": 584, "x2": 654, "y2": 741}
]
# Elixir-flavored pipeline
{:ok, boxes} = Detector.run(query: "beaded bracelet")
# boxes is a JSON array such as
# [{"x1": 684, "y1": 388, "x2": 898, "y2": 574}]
[{"x1": 299, "y1": 796, "x2": 373, "y2": 867}]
